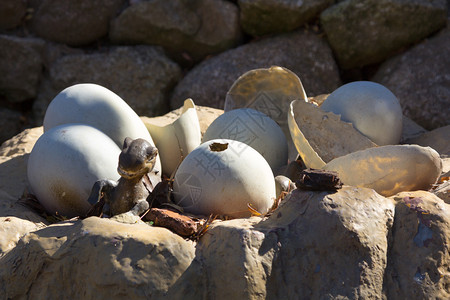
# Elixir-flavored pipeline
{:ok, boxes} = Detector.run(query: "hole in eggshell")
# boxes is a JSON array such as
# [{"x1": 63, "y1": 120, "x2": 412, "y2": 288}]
[{"x1": 209, "y1": 142, "x2": 228, "y2": 152}]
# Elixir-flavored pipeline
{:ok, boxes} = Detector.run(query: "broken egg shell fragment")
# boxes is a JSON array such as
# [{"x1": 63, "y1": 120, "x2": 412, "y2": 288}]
[
  {"x1": 323, "y1": 144, "x2": 443, "y2": 197},
  {"x1": 43, "y1": 83, "x2": 162, "y2": 174},
  {"x1": 203, "y1": 108, "x2": 288, "y2": 171},
  {"x1": 27, "y1": 124, "x2": 121, "y2": 218},
  {"x1": 320, "y1": 81, "x2": 403, "y2": 145},
  {"x1": 288, "y1": 99, "x2": 377, "y2": 169},
  {"x1": 173, "y1": 139, "x2": 276, "y2": 218},
  {"x1": 224, "y1": 66, "x2": 307, "y2": 161},
  {"x1": 145, "y1": 99, "x2": 201, "y2": 177}
]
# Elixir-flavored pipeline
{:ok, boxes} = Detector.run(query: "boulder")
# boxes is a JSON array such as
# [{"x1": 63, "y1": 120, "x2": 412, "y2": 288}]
[
  {"x1": 373, "y1": 26, "x2": 450, "y2": 130},
  {"x1": 198, "y1": 187, "x2": 395, "y2": 298},
  {"x1": 28, "y1": 0, "x2": 125, "y2": 46},
  {"x1": 32, "y1": 46, "x2": 182, "y2": 123},
  {"x1": 320, "y1": 0, "x2": 447, "y2": 69},
  {"x1": 0, "y1": 35, "x2": 44, "y2": 103},
  {"x1": 0, "y1": 108, "x2": 23, "y2": 145},
  {"x1": 0, "y1": 0, "x2": 26, "y2": 30},
  {"x1": 170, "y1": 30, "x2": 341, "y2": 109},
  {"x1": 0, "y1": 217, "x2": 199, "y2": 299},
  {"x1": 110, "y1": 0, "x2": 242, "y2": 63},
  {"x1": 238, "y1": 0, "x2": 334, "y2": 36},
  {"x1": 387, "y1": 191, "x2": 450, "y2": 299}
]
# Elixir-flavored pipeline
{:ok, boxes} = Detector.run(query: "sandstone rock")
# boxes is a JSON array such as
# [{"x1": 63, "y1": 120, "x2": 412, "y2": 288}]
[
  {"x1": 0, "y1": 35, "x2": 44, "y2": 103},
  {"x1": 373, "y1": 26, "x2": 450, "y2": 130},
  {"x1": 28, "y1": 0, "x2": 125, "y2": 46},
  {"x1": 238, "y1": 0, "x2": 334, "y2": 36},
  {"x1": 387, "y1": 191, "x2": 450, "y2": 299},
  {"x1": 401, "y1": 115, "x2": 428, "y2": 143},
  {"x1": 433, "y1": 180, "x2": 449, "y2": 204},
  {"x1": 198, "y1": 187, "x2": 395, "y2": 298},
  {"x1": 32, "y1": 46, "x2": 181, "y2": 123},
  {"x1": 0, "y1": 127, "x2": 42, "y2": 200},
  {"x1": 0, "y1": 217, "x2": 199, "y2": 299},
  {"x1": 0, "y1": 108, "x2": 23, "y2": 145},
  {"x1": 110, "y1": 0, "x2": 242, "y2": 63},
  {"x1": 406, "y1": 125, "x2": 450, "y2": 156},
  {"x1": 0, "y1": 0, "x2": 26, "y2": 30},
  {"x1": 320, "y1": 0, "x2": 447, "y2": 69},
  {"x1": 171, "y1": 30, "x2": 341, "y2": 109}
]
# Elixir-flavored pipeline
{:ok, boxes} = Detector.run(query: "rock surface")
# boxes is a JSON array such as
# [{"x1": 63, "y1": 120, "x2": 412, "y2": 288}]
[
  {"x1": 373, "y1": 25, "x2": 450, "y2": 130},
  {"x1": 320, "y1": 0, "x2": 447, "y2": 69},
  {"x1": 0, "y1": 35, "x2": 44, "y2": 103},
  {"x1": 28, "y1": 0, "x2": 125, "y2": 46},
  {"x1": 1, "y1": 111, "x2": 450, "y2": 298},
  {"x1": 238, "y1": 0, "x2": 334, "y2": 36},
  {"x1": 387, "y1": 191, "x2": 450, "y2": 299},
  {"x1": 32, "y1": 46, "x2": 181, "y2": 123},
  {"x1": 110, "y1": 0, "x2": 242, "y2": 63},
  {"x1": 0, "y1": 0, "x2": 26, "y2": 30},
  {"x1": 0, "y1": 108, "x2": 23, "y2": 145},
  {"x1": 171, "y1": 30, "x2": 341, "y2": 109},
  {"x1": 406, "y1": 125, "x2": 450, "y2": 156}
]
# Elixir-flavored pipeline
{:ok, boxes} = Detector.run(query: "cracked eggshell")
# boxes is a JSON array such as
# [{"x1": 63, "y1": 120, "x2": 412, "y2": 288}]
[
  {"x1": 43, "y1": 83, "x2": 161, "y2": 173},
  {"x1": 320, "y1": 81, "x2": 403, "y2": 145},
  {"x1": 145, "y1": 99, "x2": 201, "y2": 177},
  {"x1": 203, "y1": 108, "x2": 288, "y2": 171},
  {"x1": 173, "y1": 139, "x2": 276, "y2": 218},
  {"x1": 27, "y1": 124, "x2": 121, "y2": 217},
  {"x1": 224, "y1": 66, "x2": 307, "y2": 161},
  {"x1": 288, "y1": 99, "x2": 377, "y2": 169},
  {"x1": 323, "y1": 144, "x2": 443, "y2": 197}
]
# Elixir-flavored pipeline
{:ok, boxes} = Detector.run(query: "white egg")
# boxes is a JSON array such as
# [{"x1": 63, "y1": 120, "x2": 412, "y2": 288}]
[
  {"x1": 173, "y1": 139, "x2": 276, "y2": 218},
  {"x1": 320, "y1": 81, "x2": 403, "y2": 145},
  {"x1": 43, "y1": 83, "x2": 161, "y2": 173},
  {"x1": 203, "y1": 108, "x2": 288, "y2": 171},
  {"x1": 27, "y1": 124, "x2": 121, "y2": 217}
]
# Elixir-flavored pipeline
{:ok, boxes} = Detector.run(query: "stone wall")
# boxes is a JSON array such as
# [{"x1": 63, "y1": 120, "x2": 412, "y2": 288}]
[{"x1": 0, "y1": 0, "x2": 449, "y2": 144}]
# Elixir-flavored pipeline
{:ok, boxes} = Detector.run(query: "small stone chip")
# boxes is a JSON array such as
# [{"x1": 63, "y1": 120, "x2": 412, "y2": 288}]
[{"x1": 296, "y1": 168, "x2": 343, "y2": 191}]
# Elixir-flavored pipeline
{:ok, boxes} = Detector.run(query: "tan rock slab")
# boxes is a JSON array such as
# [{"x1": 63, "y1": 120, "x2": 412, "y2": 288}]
[{"x1": 387, "y1": 191, "x2": 450, "y2": 299}]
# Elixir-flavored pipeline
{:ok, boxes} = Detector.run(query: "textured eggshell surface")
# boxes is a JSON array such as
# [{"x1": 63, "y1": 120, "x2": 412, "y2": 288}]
[
  {"x1": 203, "y1": 108, "x2": 288, "y2": 171},
  {"x1": 27, "y1": 124, "x2": 121, "y2": 217},
  {"x1": 323, "y1": 145, "x2": 442, "y2": 196},
  {"x1": 43, "y1": 83, "x2": 161, "y2": 173},
  {"x1": 224, "y1": 66, "x2": 307, "y2": 161},
  {"x1": 320, "y1": 81, "x2": 403, "y2": 145},
  {"x1": 173, "y1": 139, "x2": 276, "y2": 218}
]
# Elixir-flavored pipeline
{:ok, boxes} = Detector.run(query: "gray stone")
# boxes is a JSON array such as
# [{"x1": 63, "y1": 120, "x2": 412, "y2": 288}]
[
  {"x1": 320, "y1": 0, "x2": 447, "y2": 69},
  {"x1": 110, "y1": 0, "x2": 242, "y2": 63},
  {"x1": 28, "y1": 0, "x2": 125, "y2": 46},
  {"x1": 0, "y1": 0, "x2": 27, "y2": 29},
  {"x1": 199, "y1": 187, "x2": 395, "y2": 298},
  {"x1": 405, "y1": 125, "x2": 450, "y2": 156},
  {"x1": 373, "y1": 26, "x2": 450, "y2": 130},
  {"x1": 387, "y1": 191, "x2": 450, "y2": 299},
  {"x1": 0, "y1": 35, "x2": 44, "y2": 103},
  {"x1": 0, "y1": 108, "x2": 23, "y2": 145},
  {"x1": 170, "y1": 30, "x2": 341, "y2": 109},
  {"x1": 32, "y1": 46, "x2": 182, "y2": 124},
  {"x1": 0, "y1": 217, "x2": 199, "y2": 299},
  {"x1": 238, "y1": 0, "x2": 334, "y2": 36}
]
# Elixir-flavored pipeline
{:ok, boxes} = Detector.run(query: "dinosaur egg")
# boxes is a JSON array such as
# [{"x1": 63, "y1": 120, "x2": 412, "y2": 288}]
[
  {"x1": 173, "y1": 139, "x2": 276, "y2": 218},
  {"x1": 203, "y1": 108, "x2": 288, "y2": 171},
  {"x1": 43, "y1": 83, "x2": 161, "y2": 173},
  {"x1": 27, "y1": 124, "x2": 121, "y2": 217},
  {"x1": 320, "y1": 81, "x2": 403, "y2": 145}
]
